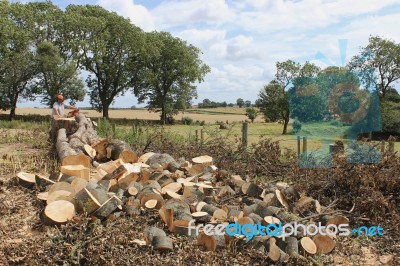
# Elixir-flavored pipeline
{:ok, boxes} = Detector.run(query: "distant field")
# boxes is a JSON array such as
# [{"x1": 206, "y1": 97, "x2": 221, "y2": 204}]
[
  {"x1": 10, "y1": 107, "x2": 263, "y2": 123},
  {"x1": 3, "y1": 107, "x2": 398, "y2": 153}
]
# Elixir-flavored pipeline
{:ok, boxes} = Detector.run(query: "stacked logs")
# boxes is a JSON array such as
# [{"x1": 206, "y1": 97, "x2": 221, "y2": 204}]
[{"x1": 17, "y1": 114, "x2": 348, "y2": 262}]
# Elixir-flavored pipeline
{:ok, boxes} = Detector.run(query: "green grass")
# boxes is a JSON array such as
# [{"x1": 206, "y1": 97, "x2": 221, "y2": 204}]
[{"x1": 0, "y1": 120, "x2": 49, "y2": 131}]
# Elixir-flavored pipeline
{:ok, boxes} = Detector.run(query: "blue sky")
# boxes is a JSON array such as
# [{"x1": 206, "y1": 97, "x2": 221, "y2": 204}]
[{"x1": 15, "y1": 0, "x2": 400, "y2": 108}]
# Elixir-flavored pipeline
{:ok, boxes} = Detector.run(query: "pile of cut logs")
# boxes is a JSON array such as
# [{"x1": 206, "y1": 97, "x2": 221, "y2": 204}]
[{"x1": 17, "y1": 114, "x2": 348, "y2": 263}]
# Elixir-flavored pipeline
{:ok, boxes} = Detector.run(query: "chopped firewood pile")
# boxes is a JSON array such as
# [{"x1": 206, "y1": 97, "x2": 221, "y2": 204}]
[{"x1": 14, "y1": 114, "x2": 362, "y2": 265}]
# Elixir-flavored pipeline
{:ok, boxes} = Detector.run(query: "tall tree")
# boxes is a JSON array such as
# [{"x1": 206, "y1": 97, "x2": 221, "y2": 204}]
[
  {"x1": 348, "y1": 36, "x2": 400, "y2": 99},
  {"x1": 274, "y1": 60, "x2": 320, "y2": 133},
  {"x1": 65, "y1": 5, "x2": 145, "y2": 118},
  {"x1": 0, "y1": 2, "x2": 37, "y2": 120},
  {"x1": 134, "y1": 31, "x2": 210, "y2": 124},
  {"x1": 236, "y1": 98, "x2": 244, "y2": 108},
  {"x1": 25, "y1": 2, "x2": 85, "y2": 107},
  {"x1": 34, "y1": 41, "x2": 85, "y2": 107},
  {"x1": 258, "y1": 80, "x2": 287, "y2": 124}
]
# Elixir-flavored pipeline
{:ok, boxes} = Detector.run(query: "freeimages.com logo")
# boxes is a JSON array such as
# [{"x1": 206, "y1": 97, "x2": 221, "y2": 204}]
[{"x1": 290, "y1": 39, "x2": 382, "y2": 168}]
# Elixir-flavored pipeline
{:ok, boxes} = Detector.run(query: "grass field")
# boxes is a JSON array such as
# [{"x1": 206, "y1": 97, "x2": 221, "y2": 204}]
[
  {"x1": 8, "y1": 107, "x2": 264, "y2": 123},
  {"x1": 2, "y1": 107, "x2": 399, "y2": 153}
]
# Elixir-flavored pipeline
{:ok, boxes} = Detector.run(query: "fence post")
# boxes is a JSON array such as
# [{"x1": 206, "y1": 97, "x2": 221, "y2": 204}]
[
  {"x1": 297, "y1": 136, "x2": 301, "y2": 156},
  {"x1": 242, "y1": 122, "x2": 248, "y2": 147},
  {"x1": 195, "y1": 129, "x2": 199, "y2": 144},
  {"x1": 303, "y1": 136, "x2": 307, "y2": 153},
  {"x1": 200, "y1": 129, "x2": 204, "y2": 147},
  {"x1": 389, "y1": 141, "x2": 394, "y2": 154},
  {"x1": 380, "y1": 141, "x2": 385, "y2": 153}
]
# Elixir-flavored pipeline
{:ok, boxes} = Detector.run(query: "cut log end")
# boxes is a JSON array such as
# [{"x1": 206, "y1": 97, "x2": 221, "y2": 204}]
[{"x1": 43, "y1": 200, "x2": 75, "y2": 225}]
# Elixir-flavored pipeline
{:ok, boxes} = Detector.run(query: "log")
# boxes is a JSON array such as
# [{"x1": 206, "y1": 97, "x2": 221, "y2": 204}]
[
  {"x1": 138, "y1": 152, "x2": 155, "y2": 164},
  {"x1": 56, "y1": 128, "x2": 78, "y2": 164},
  {"x1": 35, "y1": 174, "x2": 55, "y2": 188},
  {"x1": 84, "y1": 144, "x2": 96, "y2": 159},
  {"x1": 47, "y1": 190, "x2": 74, "y2": 205},
  {"x1": 92, "y1": 139, "x2": 110, "y2": 162},
  {"x1": 192, "y1": 211, "x2": 210, "y2": 223},
  {"x1": 94, "y1": 196, "x2": 122, "y2": 220},
  {"x1": 74, "y1": 188, "x2": 102, "y2": 214},
  {"x1": 300, "y1": 236, "x2": 317, "y2": 254},
  {"x1": 213, "y1": 209, "x2": 228, "y2": 222},
  {"x1": 17, "y1": 172, "x2": 36, "y2": 189},
  {"x1": 147, "y1": 153, "x2": 176, "y2": 170},
  {"x1": 217, "y1": 185, "x2": 236, "y2": 197},
  {"x1": 88, "y1": 187, "x2": 109, "y2": 205},
  {"x1": 140, "y1": 192, "x2": 165, "y2": 209},
  {"x1": 37, "y1": 192, "x2": 48, "y2": 201},
  {"x1": 43, "y1": 200, "x2": 75, "y2": 225},
  {"x1": 71, "y1": 177, "x2": 89, "y2": 193},
  {"x1": 192, "y1": 155, "x2": 213, "y2": 166},
  {"x1": 313, "y1": 234, "x2": 336, "y2": 254},
  {"x1": 161, "y1": 183, "x2": 182, "y2": 194},
  {"x1": 48, "y1": 182, "x2": 75, "y2": 195},
  {"x1": 125, "y1": 198, "x2": 141, "y2": 216},
  {"x1": 60, "y1": 165, "x2": 90, "y2": 181},
  {"x1": 102, "y1": 165, "x2": 128, "y2": 180},
  {"x1": 242, "y1": 182, "x2": 263, "y2": 198},
  {"x1": 108, "y1": 140, "x2": 138, "y2": 163},
  {"x1": 197, "y1": 232, "x2": 217, "y2": 251},
  {"x1": 143, "y1": 226, "x2": 173, "y2": 251}
]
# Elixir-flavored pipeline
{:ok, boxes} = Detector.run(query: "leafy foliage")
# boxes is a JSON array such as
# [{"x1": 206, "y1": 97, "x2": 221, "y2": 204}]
[
  {"x1": 245, "y1": 107, "x2": 258, "y2": 122},
  {"x1": 134, "y1": 31, "x2": 210, "y2": 124}
]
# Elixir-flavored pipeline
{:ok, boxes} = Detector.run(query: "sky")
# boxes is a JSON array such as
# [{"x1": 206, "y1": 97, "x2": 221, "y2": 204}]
[{"x1": 15, "y1": 0, "x2": 400, "y2": 108}]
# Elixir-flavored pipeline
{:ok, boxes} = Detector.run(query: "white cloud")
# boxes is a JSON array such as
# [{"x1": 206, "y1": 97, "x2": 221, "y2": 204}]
[
  {"x1": 96, "y1": 0, "x2": 155, "y2": 31},
  {"x1": 152, "y1": 0, "x2": 235, "y2": 29}
]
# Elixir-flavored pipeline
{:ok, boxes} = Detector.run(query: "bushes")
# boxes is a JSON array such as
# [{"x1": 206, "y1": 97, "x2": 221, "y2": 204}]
[
  {"x1": 181, "y1": 116, "x2": 193, "y2": 125},
  {"x1": 292, "y1": 118, "x2": 302, "y2": 134}
]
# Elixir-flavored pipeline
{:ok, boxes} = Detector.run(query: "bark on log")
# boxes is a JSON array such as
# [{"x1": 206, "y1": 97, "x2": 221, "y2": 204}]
[
  {"x1": 94, "y1": 196, "x2": 122, "y2": 220},
  {"x1": 108, "y1": 140, "x2": 138, "y2": 163},
  {"x1": 74, "y1": 188, "x2": 102, "y2": 214},
  {"x1": 56, "y1": 129, "x2": 78, "y2": 164}
]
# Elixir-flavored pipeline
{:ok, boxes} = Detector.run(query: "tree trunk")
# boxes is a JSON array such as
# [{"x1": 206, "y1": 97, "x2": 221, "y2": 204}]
[
  {"x1": 8, "y1": 107, "x2": 15, "y2": 121},
  {"x1": 282, "y1": 116, "x2": 290, "y2": 135},
  {"x1": 161, "y1": 105, "x2": 166, "y2": 125},
  {"x1": 103, "y1": 104, "x2": 109, "y2": 119}
]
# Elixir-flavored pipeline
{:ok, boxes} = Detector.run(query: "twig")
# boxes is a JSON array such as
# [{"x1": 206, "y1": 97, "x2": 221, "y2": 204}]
[
  {"x1": 309, "y1": 256, "x2": 323, "y2": 266},
  {"x1": 219, "y1": 193, "x2": 243, "y2": 204}
]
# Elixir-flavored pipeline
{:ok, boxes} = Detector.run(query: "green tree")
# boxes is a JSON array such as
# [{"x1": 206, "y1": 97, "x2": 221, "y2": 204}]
[
  {"x1": 258, "y1": 80, "x2": 287, "y2": 123},
  {"x1": 134, "y1": 31, "x2": 210, "y2": 124},
  {"x1": 348, "y1": 36, "x2": 400, "y2": 99},
  {"x1": 245, "y1": 100, "x2": 251, "y2": 107},
  {"x1": 245, "y1": 107, "x2": 258, "y2": 122},
  {"x1": 65, "y1": 5, "x2": 145, "y2": 118},
  {"x1": 0, "y1": 2, "x2": 37, "y2": 120},
  {"x1": 274, "y1": 60, "x2": 320, "y2": 133},
  {"x1": 35, "y1": 41, "x2": 85, "y2": 107},
  {"x1": 237, "y1": 98, "x2": 244, "y2": 108}
]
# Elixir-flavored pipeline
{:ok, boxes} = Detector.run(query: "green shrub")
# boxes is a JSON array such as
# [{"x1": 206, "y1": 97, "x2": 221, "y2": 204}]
[
  {"x1": 292, "y1": 119, "x2": 302, "y2": 134},
  {"x1": 182, "y1": 116, "x2": 193, "y2": 125},
  {"x1": 330, "y1": 119, "x2": 342, "y2": 126},
  {"x1": 245, "y1": 107, "x2": 258, "y2": 122}
]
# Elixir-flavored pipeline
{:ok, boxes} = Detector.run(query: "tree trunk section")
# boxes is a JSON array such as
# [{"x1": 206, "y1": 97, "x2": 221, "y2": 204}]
[{"x1": 108, "y1": 140, "x2": 138, "y2": 163}]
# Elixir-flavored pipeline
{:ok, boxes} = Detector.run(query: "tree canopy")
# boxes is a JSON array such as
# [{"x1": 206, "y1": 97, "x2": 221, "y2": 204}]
[{"x1": 133, "y1": 31, "x2": 210, "y2": 124}]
